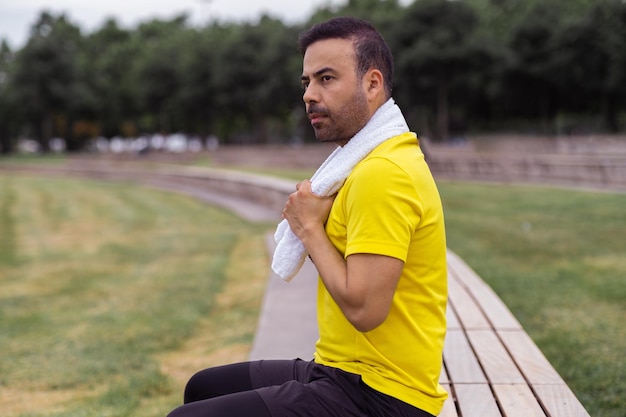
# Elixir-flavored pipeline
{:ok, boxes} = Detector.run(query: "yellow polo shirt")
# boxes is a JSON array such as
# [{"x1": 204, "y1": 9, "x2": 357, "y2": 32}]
[{"x1": 313, "y1": 132, "x2": 448, "y2": 416}]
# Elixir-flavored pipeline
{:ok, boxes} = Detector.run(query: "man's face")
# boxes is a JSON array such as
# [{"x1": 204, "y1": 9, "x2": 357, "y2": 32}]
[{"x1": 301, "y1": 38, "x2": 370, "y2": 146}]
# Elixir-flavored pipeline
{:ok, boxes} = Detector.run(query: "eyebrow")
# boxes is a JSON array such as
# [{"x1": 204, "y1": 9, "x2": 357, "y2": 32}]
[{"x1": 301, "y1": 66, "x2": 336, "y2": 82}]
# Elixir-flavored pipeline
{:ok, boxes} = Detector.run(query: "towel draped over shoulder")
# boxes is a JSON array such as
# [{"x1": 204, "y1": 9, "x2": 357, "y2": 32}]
[{"x1": 271, "y1": 98, "x2": 410, "y2": 282}]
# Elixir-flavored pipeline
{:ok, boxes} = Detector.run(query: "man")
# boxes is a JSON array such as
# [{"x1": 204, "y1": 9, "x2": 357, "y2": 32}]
[{"x1": 167, "y1": 16, "x2": 448, "y2": 417}]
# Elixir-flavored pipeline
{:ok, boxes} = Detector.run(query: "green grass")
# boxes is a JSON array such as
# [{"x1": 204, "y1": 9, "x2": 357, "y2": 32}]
[
  {"x1": 438, "y1": 181, "x2": 625, "y2": 417},
  {"x1": 0, "y1": 174, "x2": 270, "y2": 417}
]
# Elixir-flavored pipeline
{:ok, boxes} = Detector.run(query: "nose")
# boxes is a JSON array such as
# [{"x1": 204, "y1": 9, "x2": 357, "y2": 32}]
[{"x1": 302, "y1": 82, "x2": 319, "y2": 104}]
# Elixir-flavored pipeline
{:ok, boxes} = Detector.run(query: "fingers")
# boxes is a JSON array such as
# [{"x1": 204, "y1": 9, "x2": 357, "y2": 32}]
[
  {"x1": 295, "y1": 179, "x2": 311, "y2": 192},
  {"x1": 283, "y1": 179, "x2": 315, "y2": 221}
]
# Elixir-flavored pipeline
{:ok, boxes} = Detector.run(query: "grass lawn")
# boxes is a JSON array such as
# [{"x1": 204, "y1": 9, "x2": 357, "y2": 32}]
[
  {"x1": 0, "y1": 174, "x2": 271, "y2": 417},
  {"x1": 0, "y1": 168, "x2": 623, "y2": 417}
]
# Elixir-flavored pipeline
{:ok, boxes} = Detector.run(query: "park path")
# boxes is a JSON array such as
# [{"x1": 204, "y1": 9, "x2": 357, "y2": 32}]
[{"x1": 248, "y1": 234, "x2": 319, "y2": 361}]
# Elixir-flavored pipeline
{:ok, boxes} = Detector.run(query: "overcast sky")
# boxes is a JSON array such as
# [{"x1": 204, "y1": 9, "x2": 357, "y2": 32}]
[{"x1": 0, "y1": 0, "x2": 352, "y2": 49}]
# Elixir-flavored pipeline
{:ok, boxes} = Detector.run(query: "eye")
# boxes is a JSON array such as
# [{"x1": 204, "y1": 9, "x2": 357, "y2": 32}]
[
  {"x1": 301, "y1": 80, "x2": 310, "y2": 91},
  {"x1": 321, "y1": 75, "x2": 333, "y2": 82}
]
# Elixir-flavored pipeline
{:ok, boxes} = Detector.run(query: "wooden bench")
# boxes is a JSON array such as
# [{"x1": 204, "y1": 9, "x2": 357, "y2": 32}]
[{"x1": 440, "y1": 250, "x2": 590, "y2": 417}]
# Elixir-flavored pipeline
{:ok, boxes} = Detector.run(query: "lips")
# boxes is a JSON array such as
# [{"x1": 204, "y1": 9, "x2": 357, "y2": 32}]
[
  {"x1": 309, "y1": 114, "x2": 324, "y2": 124},
  {"x1": 308, "y1": 112, "x2": 327, "y2": 126}
]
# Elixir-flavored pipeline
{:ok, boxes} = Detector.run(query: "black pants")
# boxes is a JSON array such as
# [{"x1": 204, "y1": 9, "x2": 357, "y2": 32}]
[{"x1": 167, "y1": 359, "x2": 434, "y2": 417}]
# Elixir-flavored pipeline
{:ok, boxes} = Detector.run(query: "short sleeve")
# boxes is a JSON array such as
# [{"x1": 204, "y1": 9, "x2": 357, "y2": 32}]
[{"x1": 343, "y1": 156, "x2": 422, "y2": 261}]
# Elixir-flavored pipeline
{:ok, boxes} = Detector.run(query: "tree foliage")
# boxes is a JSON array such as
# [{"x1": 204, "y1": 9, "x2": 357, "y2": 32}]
[
  {"x1": 391, "y1": 0, "x2": 490, "y2": 139},
  {"x1": 0, "y1": 0, "x2": 625, "y2": 152},
  {"x1": 10, "y1": 12, "x2": 83, "y2": 150},
  {"x1": 0, "y1": 40, "x2": 17, "y2": 153}
]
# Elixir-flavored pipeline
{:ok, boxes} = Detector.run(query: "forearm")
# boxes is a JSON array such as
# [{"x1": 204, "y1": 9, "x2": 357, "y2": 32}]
[{"x1": 301, "y1": 225, "x2": 373, "y2": 332}]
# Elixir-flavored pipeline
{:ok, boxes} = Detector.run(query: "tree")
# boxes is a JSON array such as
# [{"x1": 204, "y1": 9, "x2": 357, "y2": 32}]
[
  {"x1": 210, "y1": 17, "x2": 301, "y2": 143},
  {"x1": 552, "y1": 0, "x2": 626, "y2": 132},
  {"x1": 0, "y1": 41, "x2": 17, "y2": 153},
  {"x1": 249, "y1": 17, "x2": 302, "y2": 142},
  {"x1": 175, "y1": 28, "x2": 218, "y2": 138},
  {"x1": 496, "y1": 3, "x2": 563, "y2": 131},
  {"x1": 81, "y1": 19, "x2": 137, "y2": 139},
  {"x1": 390, "y1": 0, "x2": 491, "y2": 140},
  {"x1": 310, "y1": 0, "x2": 403, "y2": 34},
  {"x1": 465, "y1": 0, "x2": 597, "y2": 41},
  {"x1": 132, "y1": 16, "x2": 191, "y2": 134},
  {"x1": 11, "y1": 11, "x2": 83, "y2": 151},
  {"x1": 466, "y1": 0, "x2": 611, "y2": 132}
]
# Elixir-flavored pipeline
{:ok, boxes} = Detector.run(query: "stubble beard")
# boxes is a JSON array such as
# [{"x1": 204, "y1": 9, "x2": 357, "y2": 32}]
[{"x1": 310, "y1": 88, "x2": 369, "y2": 146}]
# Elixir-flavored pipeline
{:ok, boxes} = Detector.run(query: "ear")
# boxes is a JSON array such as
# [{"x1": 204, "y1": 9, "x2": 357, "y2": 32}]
[{"x1": 363, "y1": 69, "x2": 385, "y2": 99}]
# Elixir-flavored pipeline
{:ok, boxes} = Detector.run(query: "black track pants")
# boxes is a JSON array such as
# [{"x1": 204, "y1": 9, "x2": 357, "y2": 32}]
[{"x1": 166, "y1": 359, "x2": 434, "y2": 417}]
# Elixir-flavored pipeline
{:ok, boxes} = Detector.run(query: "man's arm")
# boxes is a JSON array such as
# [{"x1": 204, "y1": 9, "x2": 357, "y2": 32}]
[{"x1": 283, "y1": 180, "x2": 403, "y2": 332}]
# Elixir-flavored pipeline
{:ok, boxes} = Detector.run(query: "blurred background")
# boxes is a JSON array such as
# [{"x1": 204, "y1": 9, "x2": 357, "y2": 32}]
[{"x1": 0, "y1": 0, "x2": 625, "y2": 155}]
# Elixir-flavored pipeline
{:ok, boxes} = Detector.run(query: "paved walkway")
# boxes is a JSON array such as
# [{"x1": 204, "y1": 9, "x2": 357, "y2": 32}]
[{"x1": 248, "y1": 234, "x2": 319, "y2": 360}]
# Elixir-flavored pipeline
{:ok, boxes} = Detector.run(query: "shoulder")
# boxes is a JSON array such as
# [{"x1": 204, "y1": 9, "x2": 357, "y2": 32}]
[{"x1": 349, "y1": 133, "x2": 423, "y2": 190}]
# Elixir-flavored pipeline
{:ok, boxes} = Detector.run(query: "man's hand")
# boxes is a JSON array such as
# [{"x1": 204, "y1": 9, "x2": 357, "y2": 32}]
[{"x1": 282, "y1": 180, "x2": 335, "y2": 241}]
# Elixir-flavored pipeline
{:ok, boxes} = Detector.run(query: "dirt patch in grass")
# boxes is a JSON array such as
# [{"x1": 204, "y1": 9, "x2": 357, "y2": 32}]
[{"x1": 0, "y1": 387, "x2": 104, "y2": 417}]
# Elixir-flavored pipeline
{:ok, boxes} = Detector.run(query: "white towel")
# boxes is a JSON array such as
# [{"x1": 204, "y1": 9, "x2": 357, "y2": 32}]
[{"x1": 272, "y1": 98, "x2": 410, "y2": 281}]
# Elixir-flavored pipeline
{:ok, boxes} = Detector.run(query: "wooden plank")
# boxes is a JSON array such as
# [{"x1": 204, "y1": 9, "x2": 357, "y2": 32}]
[
  {"x1": 454, "y1": 384, "x2": 502, "y2": 417},
  {"x1": 440, "y1": 362, "x2": 449, "y2": 384},
  {"x1": 447, "y1": 250, "x2": 521, "y2": 330},
  {"x1": 439, "y1": 384, "x2": 459, "y2": 417},
  {"x1": 447, "y1": 250, "x2": 484, "y2": 288},
  {"x1": 497, "y1": 330, "x2": 564, "y2": 384},
  {"x1": 461, "y1": 280, "x2": 521, "y2": 330},
  {"x1": 443, "y1": 330, "x2": 487, "y2": 383},
  {"x1": 447, "y1": 270, "x2": 491, "y2": 329},
  {"x1": 533, "y1": 385, "x2": 591, "y2": 417},
  {"x1": 492, "y1": 384, "x2": 547, "y2": 417},
  {"x1": 467, "y1": 330, "x2": 526, "y2": 384},
  {"x1": 446, "y1": 302, "x2": 462, "y2": 330}
]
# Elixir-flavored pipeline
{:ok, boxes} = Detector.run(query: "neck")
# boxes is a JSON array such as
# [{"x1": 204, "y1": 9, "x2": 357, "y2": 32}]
[{"x1": 367, "y1": 94, "x2": 389, "y2": 120}]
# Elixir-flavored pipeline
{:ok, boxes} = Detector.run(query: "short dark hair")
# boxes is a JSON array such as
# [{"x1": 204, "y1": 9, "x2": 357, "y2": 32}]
[{"x1": 298, "y1": 17, "x2": 394, "y2": 98}]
